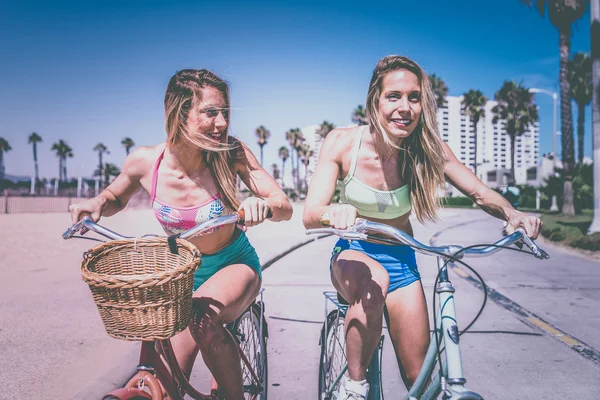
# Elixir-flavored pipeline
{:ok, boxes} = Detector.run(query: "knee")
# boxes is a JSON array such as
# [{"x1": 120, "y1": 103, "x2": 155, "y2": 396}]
[
  {"x1": 188, "y1": 299, "x2": 227, "y2": 350},
  {"x1": 404, "y1": 368, "x2": 421, "y2": 389},
  {"x1": 348, "y1": 269, "x2": 389, "y2": 310}
]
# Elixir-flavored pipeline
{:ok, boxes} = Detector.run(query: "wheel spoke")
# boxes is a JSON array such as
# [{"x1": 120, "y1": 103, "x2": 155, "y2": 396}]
[
  {"x1": 322, "y1": 312, "x2": 347, "y2": 396},
  {"x1": 233, "y1": 309, "x2": 265, "y2": 399}
]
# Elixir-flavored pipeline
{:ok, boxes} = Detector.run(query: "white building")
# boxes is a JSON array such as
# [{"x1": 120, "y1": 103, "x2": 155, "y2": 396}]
[
  {"x1": 302, "y1": 123, "x2": 357, "y2": 185},
  {"x1": 299, "y1": 125, "x2": 321, "y2": 188},
  {"x1": 439, "y1": 96, "x2": 540, "y2": 192},
  {"x1": 301, "y1": 95, "x2": 541, "y2": 193}
]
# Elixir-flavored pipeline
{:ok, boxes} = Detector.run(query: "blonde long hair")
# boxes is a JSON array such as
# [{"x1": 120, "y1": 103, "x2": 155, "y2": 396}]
[
  {"x1": 366, "y1": 55, "x2": 445, "y2": 223},
  {"x1": 164, "y1": 69, "x2": 240, "y2": 210}
]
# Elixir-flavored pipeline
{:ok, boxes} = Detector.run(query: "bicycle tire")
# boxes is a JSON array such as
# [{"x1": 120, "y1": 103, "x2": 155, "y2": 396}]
[
  {"x1": 225, "y1": 303, "x2": 268, "y2": 400},
  {"x1": 318, "y1": 309, "x2": 347, "y2": 400}
]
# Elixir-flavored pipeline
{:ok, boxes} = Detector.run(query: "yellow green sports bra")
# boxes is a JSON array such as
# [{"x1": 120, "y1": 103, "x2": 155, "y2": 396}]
[{"x1": 336, "y1": 129, "x2": 412, "y2": 219}]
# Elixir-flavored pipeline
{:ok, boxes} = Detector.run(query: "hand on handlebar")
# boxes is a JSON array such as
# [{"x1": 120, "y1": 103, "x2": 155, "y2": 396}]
[
  {"x1": 321, "y1": 205, "x2": 358, "y2": 230},
  {"x1": 69, "y1": 197, "x2": 106, "y2": 224},
  {"x1": 505, "y1": 211, "x2": 543, "y2": 239},
  {"x1": 238, "y1": 197, "x2": 273, "y2": 229}
]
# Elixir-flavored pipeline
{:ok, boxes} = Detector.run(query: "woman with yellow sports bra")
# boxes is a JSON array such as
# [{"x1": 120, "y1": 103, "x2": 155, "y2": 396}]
[
  {"x1": 69, "y1": 69, "x2": 292, "y2": 400},
  {"x1": 303, "y1": 55, "x2": 542, "y2": 400}
]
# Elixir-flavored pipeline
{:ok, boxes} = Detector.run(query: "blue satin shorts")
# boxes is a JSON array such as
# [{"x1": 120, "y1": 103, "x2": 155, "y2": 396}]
[{"x1": 330, "y1": 238, "x2": 420, "y2": 293}]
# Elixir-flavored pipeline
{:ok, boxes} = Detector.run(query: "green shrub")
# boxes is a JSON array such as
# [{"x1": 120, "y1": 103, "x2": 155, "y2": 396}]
[
  {"x1": 540, "y1": 212, "x2": 592, "y2": 247},
  {"x1": 549, "y1": 231, "x2": 567, "y2": 242},
  {"x1": 570, "y1": 233, "x2": 600, "y2": 251},
  {"x1": 540, "y1": 163, "x2": 593, "y2": 213}
]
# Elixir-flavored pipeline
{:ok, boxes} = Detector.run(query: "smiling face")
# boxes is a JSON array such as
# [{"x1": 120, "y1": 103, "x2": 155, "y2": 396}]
[
  {"x1": 187, "y1": 85, "x2": 229, "y2": 144},
  {"x1": 376, "y1": 69, "x2": 422, "y2": 143}
]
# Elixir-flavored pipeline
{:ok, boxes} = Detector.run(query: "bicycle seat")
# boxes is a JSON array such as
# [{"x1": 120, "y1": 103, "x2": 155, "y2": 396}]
[{"x1": 337, "y1": 292, "x2": 349, "y2": 306}]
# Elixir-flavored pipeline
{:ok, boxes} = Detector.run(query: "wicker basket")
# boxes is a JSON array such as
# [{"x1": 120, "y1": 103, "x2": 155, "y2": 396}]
[{"x1": 81, "y1": 237, "x2": 201, "y2": 341}]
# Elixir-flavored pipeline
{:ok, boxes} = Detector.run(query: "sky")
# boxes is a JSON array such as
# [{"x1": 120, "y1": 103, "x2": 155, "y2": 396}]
[{"x1": 0, "y1": 0, "x2": 593, "y2": 181}]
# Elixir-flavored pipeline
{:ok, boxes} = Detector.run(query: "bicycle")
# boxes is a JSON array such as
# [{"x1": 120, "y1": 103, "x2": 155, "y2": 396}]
[
  {"x1": 307, "y1": 216, "x2": 549, "y2": 400},
  {"x1": 63, "y1": 211, "x2": 269, "y2": 400}
]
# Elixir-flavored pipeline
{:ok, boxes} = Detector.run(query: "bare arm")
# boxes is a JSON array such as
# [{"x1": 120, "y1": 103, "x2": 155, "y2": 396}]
[
  {"x1": 442, "y1": 141, "x2": 514, "y2": 220},
  {"x1": 235, "y1": 141, "x2": 293, "y2": 222},
  {"x1": 442, "y1": 141, "x2": 542, "y2": 238},
  {"x1": 69, "y1": 147, "x2": 149, "y2": 223},
  {"x1": 302, "y1": 130, "x2": 357, "y2": 229}
]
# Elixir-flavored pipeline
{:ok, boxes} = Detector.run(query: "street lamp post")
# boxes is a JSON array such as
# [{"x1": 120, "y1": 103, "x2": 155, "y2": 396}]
[
  {"x1": 588, "y1": 0, "x2": 600, "y2": 234},
  {"x1": 529, "y1": 87, "x2": 559, "y2": 211},
  {"x1": 529, "y1": 88, "x2": 558, "y2": 167}
]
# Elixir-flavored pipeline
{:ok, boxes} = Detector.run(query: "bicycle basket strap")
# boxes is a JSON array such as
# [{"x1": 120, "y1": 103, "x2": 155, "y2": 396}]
[{"x1": 168, "y1": 233, "x2": 181, "y2": 255}]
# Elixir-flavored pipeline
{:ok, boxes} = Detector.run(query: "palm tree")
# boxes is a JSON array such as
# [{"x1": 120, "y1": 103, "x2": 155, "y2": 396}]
[
  {"x1": 492, "y1": 81, "x2": 539, "y2": 184},
  {"x1": 521, "y1": 0, "x2": 588, "y2": 215},
  {"x1": 297, "y1": 142, "x2": 314, "y2": 189},
  {"x1": 317, "y1": 120, "x2": 336, "y2": 138},
  {"x1": 102, "y1": 163, "x2": 121, "y2": 186},
  {"x1": 271, "y1": 163, "x2": 281, "y2": 180},
  {"x1": 255, "y1": 125, "x2": 271, "y2": 166},
  {"x1": 0, "y1": 137, "x2": 12, "y2": 181},
  {"x1": 121, "y1": 137, "x2": 135, "y2": 156},
  {"x1": 28, "y1": 132, "x2": 42, "y2": 183},
  {"x1": 461, "y1": 90, "x2": 488, "y2": 177},
  {"x1": 51, "y1": 140, "x2": 73, "y2": 181},
  {"x1": 285, "y1": 128, "x2": 304, "y2": 192},
  {"x1": 278, "y1": 146, "x2": 289, "y2": 188},
  {"x1": 568, "y1": 52, "x2": 592, "y2": 164},
  {"x1": 351, "y1": 105, "x2": 368, "y2": 126},
  {"x1": 93, "y1": 143, "x2": 109, "y2": 183},
  {"x1": 429, "y1": 73, "x2": 449, "y2": 109}
]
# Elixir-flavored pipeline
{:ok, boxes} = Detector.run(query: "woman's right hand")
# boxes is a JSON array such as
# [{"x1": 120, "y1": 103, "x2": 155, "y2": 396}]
[
  {"x1": 323, "y1": 204, "x2": 359, "y2": 230},
  {"x1": 69, "y1": 196, "x2": 106, "y2": 224}
]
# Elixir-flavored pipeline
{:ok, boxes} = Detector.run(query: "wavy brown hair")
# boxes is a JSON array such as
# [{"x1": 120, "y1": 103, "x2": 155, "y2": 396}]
[
  {"x1": 366, "y1": 55, "x2": 445, "y2": 223},
  {"x1": 164, "y1": 69, "x2": 240, "y2": 210}
]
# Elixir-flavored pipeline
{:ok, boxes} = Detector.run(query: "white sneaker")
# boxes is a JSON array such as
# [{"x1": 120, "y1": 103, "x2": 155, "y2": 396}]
[{"x1": 337, "y1": 377, "x2": 369, "y2": 400}]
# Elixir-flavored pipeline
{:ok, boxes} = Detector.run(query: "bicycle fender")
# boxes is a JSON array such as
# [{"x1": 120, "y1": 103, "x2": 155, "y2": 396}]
[{"x1": 253, "y1": 302, "x2": 269, "y2": 339}]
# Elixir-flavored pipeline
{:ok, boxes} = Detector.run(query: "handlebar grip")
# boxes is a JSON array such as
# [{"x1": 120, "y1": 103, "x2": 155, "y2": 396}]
[
  {"x1": 236, "y1": 208, "x2": 274, "y2": 225},
  {"x1": 320, "y1": 213, "x2": 361, "y2": 228}
]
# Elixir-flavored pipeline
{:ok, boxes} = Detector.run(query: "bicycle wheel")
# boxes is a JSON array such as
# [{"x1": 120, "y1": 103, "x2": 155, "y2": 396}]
[
  {"x1": 318, "y1": 309, "x2": 347, "y2": 400},
  {"x1": 231, "y1": 303, "x2": 268, "y2": 400}
]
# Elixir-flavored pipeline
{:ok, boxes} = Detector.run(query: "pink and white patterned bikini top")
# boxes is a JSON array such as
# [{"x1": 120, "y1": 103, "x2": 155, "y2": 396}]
[{"x1": 150, "y1": 148, "x2": 233, "y2": 236}]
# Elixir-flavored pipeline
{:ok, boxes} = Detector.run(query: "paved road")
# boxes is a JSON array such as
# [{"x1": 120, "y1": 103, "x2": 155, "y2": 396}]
[
  {"x1": 1, "y1": 206, "x2": 599, "y2": 399},
  {"x1": 189, "y1": 208, "x2": 600, "y2": 399}
]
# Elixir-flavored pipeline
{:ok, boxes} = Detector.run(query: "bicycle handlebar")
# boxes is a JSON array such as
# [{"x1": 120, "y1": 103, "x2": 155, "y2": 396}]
[
  {"x1": 306, "y1": 216, "x2": 550, "y2": 260},
  {"x1": 62, "y1": 208, "x2": 272, "y2": 242}
]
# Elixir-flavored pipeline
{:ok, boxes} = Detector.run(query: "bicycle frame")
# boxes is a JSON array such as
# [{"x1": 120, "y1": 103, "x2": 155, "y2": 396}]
[
  {"x1": 104, "y1": 290, "x2": 266, "y2": 400},
  {"x1": 63, "y1": 215, "x2": 269, "y2": 400},
  {"x1": 404, "y1": 257, "x2": 482, "y2": 400},
  {"x1": 320, "y1": 255, "x2": 481, "y2": 400},
  {"x1": 310, "y1": 219, "x2": 548, "y2": 400}
]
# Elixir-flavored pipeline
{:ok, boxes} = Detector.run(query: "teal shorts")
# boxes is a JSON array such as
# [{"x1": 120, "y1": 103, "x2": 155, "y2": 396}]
[{"x1": 193, "y1": 231, "x2": 262, "y2": 291}]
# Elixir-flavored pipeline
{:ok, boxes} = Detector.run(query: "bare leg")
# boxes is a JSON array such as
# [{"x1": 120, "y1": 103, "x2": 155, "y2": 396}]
[
  {"x1": 331, "y1": 250, "x2": 389, "y2": 381},
  {"x1": 170, "y1": 263, "x2": 261, "y2": 400},
  {"x1": 385, "y1": 280, "x2": 430, "y2": 388}
]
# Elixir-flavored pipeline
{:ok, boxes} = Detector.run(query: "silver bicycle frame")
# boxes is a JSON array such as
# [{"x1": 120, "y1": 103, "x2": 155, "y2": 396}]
[{"x1": 404, "y1": 257, "x2": 483, "y2": 400}]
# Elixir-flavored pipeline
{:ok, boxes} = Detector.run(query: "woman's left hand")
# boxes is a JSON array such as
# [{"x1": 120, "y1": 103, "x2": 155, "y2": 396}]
[
  {"x1": 505, "y1": 211, "x2": 543, "y2": 239},
  {"x1": 238, "y1": 197, "x2": 271, "y2": 229}
]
